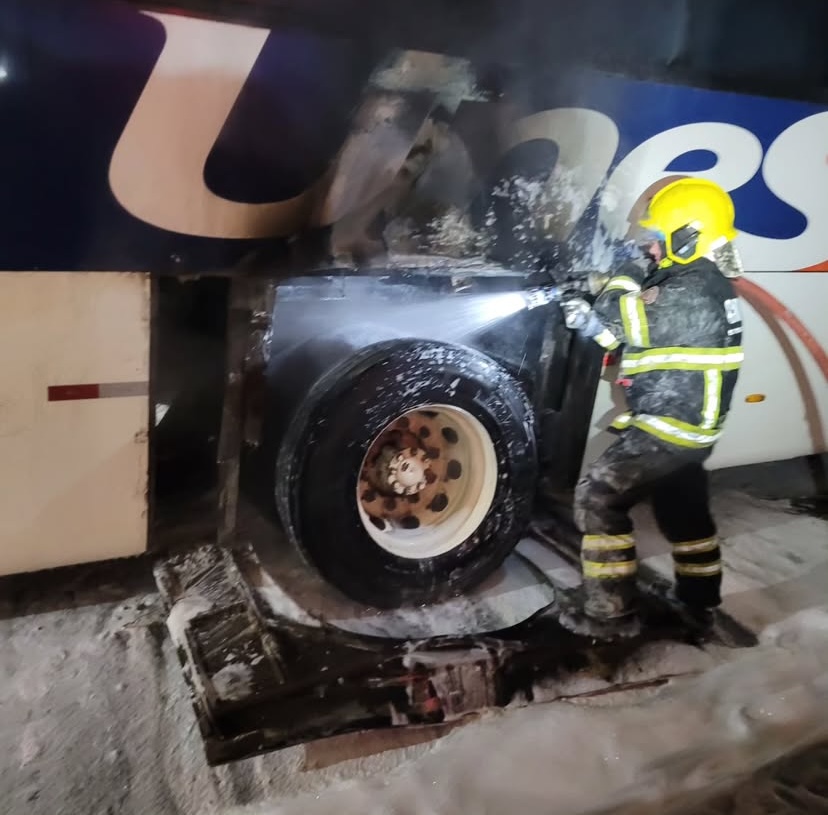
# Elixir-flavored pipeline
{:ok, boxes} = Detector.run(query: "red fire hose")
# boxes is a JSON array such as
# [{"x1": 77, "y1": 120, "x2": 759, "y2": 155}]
[{"x1": 733, "y1": 276, "x2": 828, "y2": 383}]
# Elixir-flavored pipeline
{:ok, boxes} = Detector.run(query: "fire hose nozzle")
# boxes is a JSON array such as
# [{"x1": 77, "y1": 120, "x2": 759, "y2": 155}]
[{"x1": 522, "y1": 285, "x2": 561, "y2": 310}]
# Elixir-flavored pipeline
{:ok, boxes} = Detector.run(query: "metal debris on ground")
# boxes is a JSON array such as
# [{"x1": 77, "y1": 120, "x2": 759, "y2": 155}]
[{"x1": 155, "y1": 541, "x2": 757, "y2": 765}]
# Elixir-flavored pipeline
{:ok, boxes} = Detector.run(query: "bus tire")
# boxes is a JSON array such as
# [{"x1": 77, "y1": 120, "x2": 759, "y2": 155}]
[{"x1": 275, "y1": 338, "x2": 538, "y2": 609}]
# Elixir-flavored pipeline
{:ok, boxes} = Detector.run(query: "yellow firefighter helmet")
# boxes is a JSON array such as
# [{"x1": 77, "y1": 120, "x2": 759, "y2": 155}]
[{"x1": 637, "y1": 177, "x2": 738, "y2": 267}]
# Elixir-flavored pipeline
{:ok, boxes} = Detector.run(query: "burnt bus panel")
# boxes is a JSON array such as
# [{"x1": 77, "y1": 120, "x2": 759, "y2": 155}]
[{"x1": 2, "y1": 0, "x2": 826, "y2": 275}]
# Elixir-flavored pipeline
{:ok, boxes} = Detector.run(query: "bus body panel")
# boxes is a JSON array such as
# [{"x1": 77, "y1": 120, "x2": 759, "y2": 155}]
[
  {"x1": 708, "y1": 273, "x2": 828, "y2": 470},
  {"x1": 1, "y1": 1, "x2": 826, "y2": 576},
  {"x1": 0, "y1": 273, "x2": 150, "y2": 576},
  {"x1": 5, "y1": 5, "x2": 828, "y2": 275}
]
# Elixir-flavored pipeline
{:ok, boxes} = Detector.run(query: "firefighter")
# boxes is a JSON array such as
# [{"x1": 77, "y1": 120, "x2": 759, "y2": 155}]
[{"x1": 559, "y1": 177, "x2": 744, "y2": 637}]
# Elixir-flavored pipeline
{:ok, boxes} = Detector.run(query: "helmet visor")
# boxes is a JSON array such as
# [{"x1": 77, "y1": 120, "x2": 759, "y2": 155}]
[
  {"x1": 631, "y1": 225, "x2": 666, "y2": 247},
  {"x1": 631, "y1": 225, "x2": 666, "y2": 262}
]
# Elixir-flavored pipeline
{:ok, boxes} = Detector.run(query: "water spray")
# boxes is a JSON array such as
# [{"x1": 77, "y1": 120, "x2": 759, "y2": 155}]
[
  {"x1": 473, "y1": 285, "x2": 563, "y2": 324},
  {"x1": 269, "y1": 283, "x2": 568, "y2": 358}
]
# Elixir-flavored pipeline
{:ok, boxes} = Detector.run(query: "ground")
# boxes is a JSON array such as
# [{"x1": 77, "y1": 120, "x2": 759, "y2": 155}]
[{"x1": 1, "y1": 456, "x2": 827, "y2": 815}]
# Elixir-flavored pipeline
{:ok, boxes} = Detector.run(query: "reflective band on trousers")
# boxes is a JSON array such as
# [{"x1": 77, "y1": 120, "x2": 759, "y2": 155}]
[
  {"x1": 582, "y1": 559, "x2": 637, "y2": 579},
  {"x1": 612, "y1": 412, "x2": 722, "y2": 448},
  {"x1": 620, "y1": 292, "x2": 650, "y2": 347},
  {"x1": 583, "y1": 533, "x2": 635, "y2": 551},
  {"x1": 620, "y1": 346, "x2": 744, "y2": 374},
  {"x1": 672, "y1": 537, "x2": 718, "y2": 555},
  {"x1": 604, "y1": 276, "x2": 641, "y2": 293},
  {"x1": 675, "y1": 560, "x2": 722, "y2": 577}
]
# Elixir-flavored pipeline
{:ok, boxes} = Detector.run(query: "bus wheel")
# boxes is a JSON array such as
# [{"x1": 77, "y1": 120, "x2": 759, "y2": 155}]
[{"x1": 276, "y1": 339, "x2": 538, "y2": 609}]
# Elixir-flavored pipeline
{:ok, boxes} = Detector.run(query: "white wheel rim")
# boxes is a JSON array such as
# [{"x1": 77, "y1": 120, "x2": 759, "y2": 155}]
[{"x1": 356, "y1": 404, "x2": 498, "y2": 559}]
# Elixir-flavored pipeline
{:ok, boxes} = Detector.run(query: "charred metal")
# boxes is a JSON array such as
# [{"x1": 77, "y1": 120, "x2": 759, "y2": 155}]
[{"x1": 155, "y1": 543, "x2": 756, "y2": 765}]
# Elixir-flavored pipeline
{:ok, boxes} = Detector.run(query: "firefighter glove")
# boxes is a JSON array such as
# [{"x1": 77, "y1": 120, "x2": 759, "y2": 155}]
[
  {"x1": 587, "y1": 271, "x2": 611, "y2": 296},
  {"x1": 562, "y1": 297, "x2": 592, "y2": 329},
  {"x1": 562, "y1": 297, "x2": 607, "y2": 340}
]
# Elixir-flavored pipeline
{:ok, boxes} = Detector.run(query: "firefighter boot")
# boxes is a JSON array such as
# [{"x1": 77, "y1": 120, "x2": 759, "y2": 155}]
[
  {"x1": 583, "y1": 532, "x2": 640, "y2": 633},
  {"x1": 557, "y1": 533, "x2": 641, "y2": 639},
  {"x1": 655, "y1": 584, "x2": 756, "y2": 647},
  {"x1": 556, "y1": 585, "x2": 642, "y2": 639}
]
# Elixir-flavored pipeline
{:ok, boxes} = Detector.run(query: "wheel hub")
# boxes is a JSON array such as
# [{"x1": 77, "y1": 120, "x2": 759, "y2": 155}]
[
  {"x1": 386, "y1": 448, "x2": 432, "y2": 495},
  {"x1": 356, "y1": 405, "x2": 498, "y2": 560}
]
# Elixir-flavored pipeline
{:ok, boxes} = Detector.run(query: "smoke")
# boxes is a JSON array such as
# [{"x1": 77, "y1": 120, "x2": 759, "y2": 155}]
[{"x1": 269, "y1": 290, "x2": 532, "y2": 365}]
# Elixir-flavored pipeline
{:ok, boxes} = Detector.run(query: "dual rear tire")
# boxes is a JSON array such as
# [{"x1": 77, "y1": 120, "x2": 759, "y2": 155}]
[{"x1": 275, "y1": 339, "x2": 538, "y2": 608}]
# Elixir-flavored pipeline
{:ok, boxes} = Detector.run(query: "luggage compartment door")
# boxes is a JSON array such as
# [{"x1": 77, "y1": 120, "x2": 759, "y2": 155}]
[{"x1": 0, "y1": 272, "x2": 151, "y2": 576}]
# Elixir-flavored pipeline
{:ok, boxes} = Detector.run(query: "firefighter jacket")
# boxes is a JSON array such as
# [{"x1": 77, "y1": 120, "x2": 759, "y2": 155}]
[{"x1": 590, "y1": 256, "x2": 744, "y2": 449}]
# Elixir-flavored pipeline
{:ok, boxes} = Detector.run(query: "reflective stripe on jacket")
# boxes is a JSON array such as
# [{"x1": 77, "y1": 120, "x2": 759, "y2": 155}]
[{"x1": 591, "y1": 257, "x2": 743, "y2": 449}]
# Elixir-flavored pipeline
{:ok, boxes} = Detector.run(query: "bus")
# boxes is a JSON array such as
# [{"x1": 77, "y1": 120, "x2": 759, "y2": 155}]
[{"x1": 1, "y1": 0, "x2": 825, "y2": 608}]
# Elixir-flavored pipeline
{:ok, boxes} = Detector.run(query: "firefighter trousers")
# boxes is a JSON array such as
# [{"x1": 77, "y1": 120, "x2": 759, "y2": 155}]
[{"x1": 573, "y1": 427, "x2": 722, "y2": 620}]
